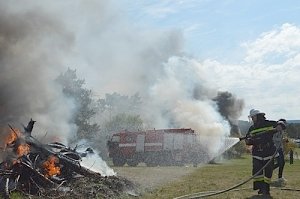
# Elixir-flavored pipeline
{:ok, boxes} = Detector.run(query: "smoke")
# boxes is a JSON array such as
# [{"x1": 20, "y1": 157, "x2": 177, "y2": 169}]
[
  {"x1": 213, "y1": 91, "x2": 244, "y2": 123},
  {"x1": 0, "y1": 1, "x2": 244, "y2": 157},
  {"x1": 140, "y1": 57, "x2": 242, "y2": 155},
  {"x1": 213, "y1": 91, "x2": 245, "y2": 137},
  {"x1": 0, "y1": 1, "x2": 76, "y2": 143},
  {"x1": 75, "y1": 140, "x2": 115, "y2": 176}
]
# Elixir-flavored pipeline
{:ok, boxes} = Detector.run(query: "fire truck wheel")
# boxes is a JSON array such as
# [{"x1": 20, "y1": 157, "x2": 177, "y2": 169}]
[{"x1": 112, "y1": 157, "x2": 126, "y2": 166}]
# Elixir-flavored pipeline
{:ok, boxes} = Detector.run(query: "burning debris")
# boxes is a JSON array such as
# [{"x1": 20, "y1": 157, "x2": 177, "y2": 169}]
[{"x1": 0, "y1": 119, "x2": 137, "y2": 199}]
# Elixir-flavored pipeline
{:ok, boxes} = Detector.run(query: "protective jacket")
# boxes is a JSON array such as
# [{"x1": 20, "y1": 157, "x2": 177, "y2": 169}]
[
  {"x1": 246, "y1": 120, "x2": 277, "y2": 158},
  {"x1": 245, "y1": 119, "x2": 278, "y2": 194}
]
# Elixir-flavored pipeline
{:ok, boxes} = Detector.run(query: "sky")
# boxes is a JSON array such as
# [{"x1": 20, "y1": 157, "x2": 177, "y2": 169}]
[
  {"x1": 1, "y1": 0, "x2": 300, "y2": 145},
  {"x1": 120, "y1": 0, "x2": 300, "y2": 120}
]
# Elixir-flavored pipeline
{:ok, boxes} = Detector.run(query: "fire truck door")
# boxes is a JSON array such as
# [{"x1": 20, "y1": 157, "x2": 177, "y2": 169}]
[{"x1": 136, "y1": 134, "x2": 145, "y2": 152}]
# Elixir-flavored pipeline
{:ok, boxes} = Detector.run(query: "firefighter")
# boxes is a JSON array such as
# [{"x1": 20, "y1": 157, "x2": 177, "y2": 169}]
[{"x1": 244, "y1": 109, "x2": 285, "y2": 197}]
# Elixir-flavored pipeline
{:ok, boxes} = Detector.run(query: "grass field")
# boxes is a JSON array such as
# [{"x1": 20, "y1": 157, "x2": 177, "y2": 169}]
[{"x1": 141, "y1": 149, "x2": 300, "y2": 199}]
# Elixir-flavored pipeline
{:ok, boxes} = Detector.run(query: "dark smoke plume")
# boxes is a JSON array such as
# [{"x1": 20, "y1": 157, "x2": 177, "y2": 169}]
[
  {"x1": 0, "y1": 2, "x2": 75, "y2": 143},
  {"x1": 213, "y1": 91, "x2": 244, "y2": 136}
]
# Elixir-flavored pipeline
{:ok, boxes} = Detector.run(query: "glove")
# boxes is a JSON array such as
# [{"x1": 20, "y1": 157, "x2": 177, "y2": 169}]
[{"x1": 242, "y1": 135, "x2": 254, "y2": 145}]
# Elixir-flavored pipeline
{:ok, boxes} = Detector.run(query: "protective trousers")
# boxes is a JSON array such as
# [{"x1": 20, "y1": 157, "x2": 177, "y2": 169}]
[{"x1": 252, "y1": 157, "x2": 274, "y2": 193}]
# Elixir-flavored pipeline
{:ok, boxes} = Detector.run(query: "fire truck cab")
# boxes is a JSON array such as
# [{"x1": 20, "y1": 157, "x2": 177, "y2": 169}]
[{"x1": 107, "y1": 128, "x2": 208, "y2": 167}]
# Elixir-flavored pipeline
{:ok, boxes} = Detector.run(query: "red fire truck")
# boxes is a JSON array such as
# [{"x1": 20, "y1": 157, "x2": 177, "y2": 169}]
[{"x1": 107, "y1": 128, "x2": 209, "y2": 166}]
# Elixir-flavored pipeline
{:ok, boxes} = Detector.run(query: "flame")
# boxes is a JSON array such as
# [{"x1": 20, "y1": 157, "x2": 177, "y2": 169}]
[
  {"x1": 16, "y1": 143, "x2": 30, "y2": 157},
  {"x1": 4, "y1": 128, "x2": 21, "y2": 148},
  {"x1": 42, "y1": 155, "x2": 61, "y2": 177}
]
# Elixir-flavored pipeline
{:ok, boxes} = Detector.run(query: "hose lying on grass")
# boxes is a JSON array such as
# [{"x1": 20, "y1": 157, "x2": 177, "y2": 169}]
[{"x1": 174, "y1": 145, "x2": 279, "y2": 199}]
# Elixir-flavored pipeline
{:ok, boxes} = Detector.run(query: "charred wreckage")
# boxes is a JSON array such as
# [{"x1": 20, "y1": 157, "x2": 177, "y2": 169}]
[{"x1": 0, "y1": 119, "x2": 135, "y2": 198}]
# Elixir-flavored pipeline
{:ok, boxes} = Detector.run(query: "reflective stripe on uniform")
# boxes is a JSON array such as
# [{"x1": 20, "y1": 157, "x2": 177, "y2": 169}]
[
  {"x1": 253, "y1": 176, "x2": 272, "y2": 184},
  {"x1": 249, "y1": 126, "x2": 274, "y2": 136},
  {"x1": 264, "y1": 176, "x2": 272, "y2": 184},
  {"x1": 253, "y1": 175, "x2": 264, "y2": 182},
  {"x1": 252, "y1": 155, "x2": 274, "y2": 160}
]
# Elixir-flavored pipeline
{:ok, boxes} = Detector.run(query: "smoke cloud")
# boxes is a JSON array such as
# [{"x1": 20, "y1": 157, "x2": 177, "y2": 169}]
[
  {"x1": 0, "y1": 1, "x2": 76, "y2": 144},
  {"x1": 213, "y1": 91, "x2": 245, "y2": 136},
  {"x1": 0, "y1": 0, "x2": 244, "y2": 157},
  {"x1": 141, "y1": 57, "x2": 244, "y2": 155}
]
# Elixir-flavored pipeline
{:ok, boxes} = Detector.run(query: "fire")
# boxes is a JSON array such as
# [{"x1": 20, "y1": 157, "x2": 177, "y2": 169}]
[
  {"x1": 4, "y1": 128, "x2": 21, "y2": 148},
  {"x1": 16, "y1": 143, "x2": 30, "y2": 157},
  {"x1": 2, "y1": 127, "x2": 30, "y2": 159},
  {"x1": 43, "y1": 155, "x2": 61, "y2": 177}
]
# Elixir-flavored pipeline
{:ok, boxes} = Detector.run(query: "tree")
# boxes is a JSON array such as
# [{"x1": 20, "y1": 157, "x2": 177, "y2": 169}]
[
  {"x1": 56, "y1": 68, "x2": 100, "y2": 140},
  {"x1": 103, "y1": 113, "x2": 143, "y2": 133},
  {"x1": 286, "y1": 123, "x2": 300, "y2": 138},
  {"x1": 92, "y1": 93, "x2": 144, "y2": 158},
  {"x1": 97, "y1": 92, "x2": 142, "y2": 118}
]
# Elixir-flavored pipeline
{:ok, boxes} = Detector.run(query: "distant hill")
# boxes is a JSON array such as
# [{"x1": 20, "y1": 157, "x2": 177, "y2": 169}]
[{"x1": 287, "y1": 120, "x2": 300, "y2": 124}]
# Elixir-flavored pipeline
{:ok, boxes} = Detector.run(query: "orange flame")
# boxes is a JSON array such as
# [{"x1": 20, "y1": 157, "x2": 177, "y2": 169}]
[
  {"x1": 16, "y1": 143, "x2": 30, "y2": 157},
  {"x1": 42, "y1": 155, "x2": 61, "y2": 177},
  {"x1": 4, "y1": 128, "x2": 21, "y2": 147}
]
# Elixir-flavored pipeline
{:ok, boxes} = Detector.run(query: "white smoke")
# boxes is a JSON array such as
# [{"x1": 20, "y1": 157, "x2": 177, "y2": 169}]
[
  {"x1": 80, "y1": 152, "x2": 116, "y2": 176},
  {"x1": 142, "y1": 57, "x2": 231, "y2": 155},
  {"x1": 75, "y1": 140, "x2": 115, "y2": 176},
  {"x1": 0, "y1": 0, "x2": 241, "y2": 160}
]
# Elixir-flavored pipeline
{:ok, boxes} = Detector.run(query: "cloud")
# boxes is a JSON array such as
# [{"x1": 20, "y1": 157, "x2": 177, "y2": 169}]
[
  {"x1": 200, "y1": 23, "x2": 300, "y2": 119},
  {"x1": 242, "y1": 23, "x2": 300, "y2": 63}
]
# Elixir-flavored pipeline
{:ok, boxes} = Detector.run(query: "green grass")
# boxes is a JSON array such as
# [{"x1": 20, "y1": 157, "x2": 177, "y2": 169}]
[{"x1": 141, "y1": 149, "x2": 300, "y2": 199}]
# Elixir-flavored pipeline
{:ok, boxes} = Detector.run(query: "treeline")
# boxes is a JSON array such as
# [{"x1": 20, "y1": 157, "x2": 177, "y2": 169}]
[{"x1": 286, "y1": 123, "x2": 300, "y2": 138}]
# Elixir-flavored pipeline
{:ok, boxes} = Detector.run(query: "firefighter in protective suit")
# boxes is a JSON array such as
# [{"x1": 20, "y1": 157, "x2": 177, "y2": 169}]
[{"x1": 244, "y1": 109, "x2": 286, "y2": 196}]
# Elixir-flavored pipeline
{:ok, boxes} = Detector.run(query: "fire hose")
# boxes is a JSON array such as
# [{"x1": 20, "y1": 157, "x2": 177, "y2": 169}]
[{"x1": 174, "y1": 139, "x2": 280, "y2": 199}]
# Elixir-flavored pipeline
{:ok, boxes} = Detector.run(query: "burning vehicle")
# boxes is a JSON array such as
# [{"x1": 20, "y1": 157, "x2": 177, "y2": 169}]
[
  {"x1": 107, "y1": 128, "x2": 210, "y2": 167},
  {"x1": 0, "y1": 119, "x2": 136, "y2": 198}
]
